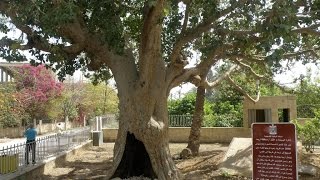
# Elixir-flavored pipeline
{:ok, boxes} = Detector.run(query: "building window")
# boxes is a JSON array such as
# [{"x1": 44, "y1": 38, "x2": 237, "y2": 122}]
[
  {"x1": 278, "y1": 108, "x2": 290, "y2": 122},
  {"x1": 248, "y1": 109, "x2": 272, "y2": 126}
]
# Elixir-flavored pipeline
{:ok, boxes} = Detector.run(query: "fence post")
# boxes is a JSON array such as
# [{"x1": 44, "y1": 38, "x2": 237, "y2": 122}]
[
  {"x1": 33, "y1": 119, "x2": 36, "y2": 129},
  {"x1": 67, "y1": 132, "x2": 70, "y2": 148},
  {"x1": 21, "y1": 143, "x2": 24, "y2": 166},
  {"x1": 95, "y1": 117, "x2": 98, "y2": 131},
  {"x1": 65, "y1": 116, "x2": 69, "y2": 130},
  {"x1": 58, "y1": 134, "x2": 61, "y2": 152},
  {"x1": 39, "y1": 120, "x2": 42, "y2": 135}
]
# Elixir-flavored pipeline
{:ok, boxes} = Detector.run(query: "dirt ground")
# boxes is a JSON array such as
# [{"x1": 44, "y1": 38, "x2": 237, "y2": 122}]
[{"x1": 41, "y1": 143, "x2": 320, "y2": 180}]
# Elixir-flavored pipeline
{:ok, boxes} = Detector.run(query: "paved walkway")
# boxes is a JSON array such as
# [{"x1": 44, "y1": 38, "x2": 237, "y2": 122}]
[
  {"x1": 0, "y1": 129, "x2": 87, "y2": 180},
  {"x1": 0, "y1": 133, "x2": 56, "y2": 180}
]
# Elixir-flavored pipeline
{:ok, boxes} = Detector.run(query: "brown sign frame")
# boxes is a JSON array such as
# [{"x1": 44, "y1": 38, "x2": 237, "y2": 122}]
[{"x1": 252, "y1": 123, "x2": 297, "y2": 180}]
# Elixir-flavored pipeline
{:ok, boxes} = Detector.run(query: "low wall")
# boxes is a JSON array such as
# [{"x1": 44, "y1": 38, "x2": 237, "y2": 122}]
[
  {"x1": 39, "y1": 123, "x2": 56, "y2": 135},
  {"x1": 0, "y1": 122, "x2": 78, "y2": 138},
  {"x1": 295, "y1": 118, "x2": 311, "y2": 125},
  {"x1": 0, "y1": 127, "x2": 25, "y2": 138},
  {"x1": 103, "y1": 127, "x2": 251, "y2": 143}
]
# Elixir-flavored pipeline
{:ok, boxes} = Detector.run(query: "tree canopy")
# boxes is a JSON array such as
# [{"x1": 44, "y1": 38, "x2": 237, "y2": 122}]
[{"x1": 0, "y1": 1, "x2": 319, "y2": 90}]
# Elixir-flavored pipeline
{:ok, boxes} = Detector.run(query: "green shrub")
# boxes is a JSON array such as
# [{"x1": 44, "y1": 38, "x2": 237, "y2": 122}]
[
  {"x1": 203, "y1": 114, "x2": 242, "y2": 127},
  {"x1": 293, "y1": 118, "x2": 320, "y2": 153}
]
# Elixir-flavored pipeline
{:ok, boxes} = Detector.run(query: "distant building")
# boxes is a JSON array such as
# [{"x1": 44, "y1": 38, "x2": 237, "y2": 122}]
[
  {"x1": 0, "y1": 62, "x2": 86, "y2": 84},
  {"x1": 0, "y1": 62, "x2": 32, "y2": 83},
  {"x1": 243, "y1": 95, "x2": 297, "y2": 128}
]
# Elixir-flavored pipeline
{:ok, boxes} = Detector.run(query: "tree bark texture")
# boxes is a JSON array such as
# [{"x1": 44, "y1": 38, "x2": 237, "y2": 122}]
[
  {"x1": 186, "y1": 85, "x2": 206, "y2": 156},
  {"x1": 106, "y1": 71, "x2": 182, "y2": 179},
  {"x1": 106, "y1": 2, "x2": 184, "y2": 178}
]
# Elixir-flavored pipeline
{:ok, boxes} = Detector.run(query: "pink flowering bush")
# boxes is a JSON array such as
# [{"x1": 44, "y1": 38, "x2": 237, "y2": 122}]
[{"x1": 15, "y1": 64, "x2": 63, "y2": 120}]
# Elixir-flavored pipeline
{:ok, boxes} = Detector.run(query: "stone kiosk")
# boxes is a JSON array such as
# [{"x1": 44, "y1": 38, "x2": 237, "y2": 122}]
[
  {"x1": 219, "y1": 95, "x2": 298, "y2": 177},
  {"x1": 243, "y1": 95, "x2": 297, "y2": 128}
]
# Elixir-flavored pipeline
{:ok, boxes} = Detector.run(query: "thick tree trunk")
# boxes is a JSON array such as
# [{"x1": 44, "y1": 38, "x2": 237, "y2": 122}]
[
  {"x1": 186, "y1": 86, "x2": 205, "y2": 156},
  {"x1": 107, "y1": 87, "x2": 183, "y2": 180}
]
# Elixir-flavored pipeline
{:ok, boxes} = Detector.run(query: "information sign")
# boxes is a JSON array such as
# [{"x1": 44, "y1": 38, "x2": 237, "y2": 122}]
[{"x1": 252, "y1": 123, "x2": 297, "y2": 180}]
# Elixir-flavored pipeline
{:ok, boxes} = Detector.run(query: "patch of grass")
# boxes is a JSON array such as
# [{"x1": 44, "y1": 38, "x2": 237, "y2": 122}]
[{"x1": 220, "y1": 170, "x2": 232, "y2": 177}]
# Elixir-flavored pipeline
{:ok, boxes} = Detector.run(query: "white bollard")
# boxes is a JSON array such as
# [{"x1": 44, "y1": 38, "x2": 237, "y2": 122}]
[{"x1": 95, "y1": 117, "x2": 99, "y2": 131}]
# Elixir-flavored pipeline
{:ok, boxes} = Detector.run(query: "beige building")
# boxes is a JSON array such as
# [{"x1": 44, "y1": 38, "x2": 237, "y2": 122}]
[
  {"x1": 0, "y1": 62, "x2": 32, "y2": 83},
  {"x1": 0, "y1": 63, "x2": 15, "y2": 83},
  {"x1": 243, "y1": 95, "x2": 297, "y2": 128}
]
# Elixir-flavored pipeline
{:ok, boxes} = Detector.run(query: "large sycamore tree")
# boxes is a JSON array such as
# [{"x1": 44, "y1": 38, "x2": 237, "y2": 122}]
[{"x1": 1, "y1": 1, "x2": 320, "y2": 179}]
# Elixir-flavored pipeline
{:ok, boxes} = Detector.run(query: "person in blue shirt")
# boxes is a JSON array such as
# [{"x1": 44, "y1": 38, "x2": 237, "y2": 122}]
[{"x1": 24, "y1": 124, "x2": 37, "y2": 165}]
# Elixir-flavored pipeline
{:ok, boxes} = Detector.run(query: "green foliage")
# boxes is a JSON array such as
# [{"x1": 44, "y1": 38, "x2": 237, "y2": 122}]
[
  {"x1": 293, "y1": 117, "x2": 320, "y2": 153},
  {"x1": 203, "y1": 101, "x2": 243, "y2": 127},
  {"x1": 220, "y1": 170, "x2": 232, "y2": 178},
  {"x1": 0, "y1": 84, "x2": 29, "y2": 127},
  {"x1": 1, "y1": 1, "x2": 318, "y2": 80},
  {"x1": 203, "y1": 68, "x2": 284, "y2": 127},
  {"x1": 48, "y1": 82, "x2": 119, "y2": 122},
  {"x1": 0, "y1": 1, "x2": 319, "y2": 131},
  {"x1": 81, "y1": 83, "x2": 119, "y2": 117},
  {"x1": 168, "y1": 93, "x2": 196, "y2": 115},
  {"x1": 168, "y1": 93, "x2": 212, "y2": 115},
  {"x1": 203, "y1": 114, "x2": 242, "y2": 127},
  {"x1": 295, "y1": 70, "x2": 320, "y2": 118},
  {"x1": 168, "y1": 92, "x2": 242, "y2": 127},
  {"x1": 47, "y1": 88, "x2": 79, "y2": 122}
]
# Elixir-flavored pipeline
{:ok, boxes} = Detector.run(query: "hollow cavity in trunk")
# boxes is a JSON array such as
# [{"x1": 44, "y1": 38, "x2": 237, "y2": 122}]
[{"x1": 111, "y1": 132, "x2": 157, "y2": 178}]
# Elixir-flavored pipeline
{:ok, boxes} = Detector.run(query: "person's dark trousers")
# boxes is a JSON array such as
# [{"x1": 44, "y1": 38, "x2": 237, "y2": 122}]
[{"x1": 25, "y1": 140, "x2": 36, "y2": 164}]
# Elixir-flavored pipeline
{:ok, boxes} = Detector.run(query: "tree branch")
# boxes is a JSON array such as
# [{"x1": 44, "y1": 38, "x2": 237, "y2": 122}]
[
  {"x1": 202, "y1": 65, "x2": 238, "y2": 89},
  {"x1": 0, "y1": 1, "x2": 126, "y2": 72},
  {"x1": 263, "y1": 77, "x2": 294, "y2": 94},
  {"x1": 292, "y1": 24, "x2": 320, "y2": 36},
  {"x1": 138, "y1": 0, "x2": 165, "y2": 85},
  {"x1": 256, "y1": 46, "x2": 320, "y2": 60},
  {"x1": 282, "y1": 46, "x2": 320, "y2": 59},
  {"x1": 181, "y1": 1, "x2": 190, "y2": 34},
  {"x1": 226, "y1": 75, "x2": 260, "y2": 103},
  {"x1": 231, "y1": 58, "x2": 265, "y2": 79},
  {"x1": 167, "y1": 67, "x2": 199, "y2": 90},
  {"x1": 217, "y1": 29, "x2": 256, "y2": 36},
  {"x1": 0, "y1": 1, "x2": 85, "y2": 58},
  {"x1": 168, "y1": 1, "x2": 245, "y2": 64},
  {"x1": 166, "y1": 43, "x2": 233, "y2": 91},
  {"x1": 195, "y1": 43, "x2": 234, "y2": 71}
]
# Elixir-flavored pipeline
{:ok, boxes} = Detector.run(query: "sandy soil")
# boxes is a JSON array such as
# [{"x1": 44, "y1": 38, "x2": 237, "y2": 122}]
[{"x1": 41, "y1": 143, "x2": 320, "y2": 180}]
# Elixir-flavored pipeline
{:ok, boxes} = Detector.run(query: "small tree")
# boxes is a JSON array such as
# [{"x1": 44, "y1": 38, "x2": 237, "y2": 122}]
[
  {"x1": 0, "y1": 84, "x2": 28, "y2": 127},
  {"x1": 81, "y1": 83, "x2": 119, "y2": 117},
  {"x1": 294, "y1": 117, "x2": 320, "y2": 153},
  {"x1": 15, "y1": 64, "x2": 63, "y2": 121},
  {"x1": 295, "y1": 70, "x2": 320, "y2": 118},
  {"x1": 48, "y1": 82, "x2": 119, "y2": 124}
]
